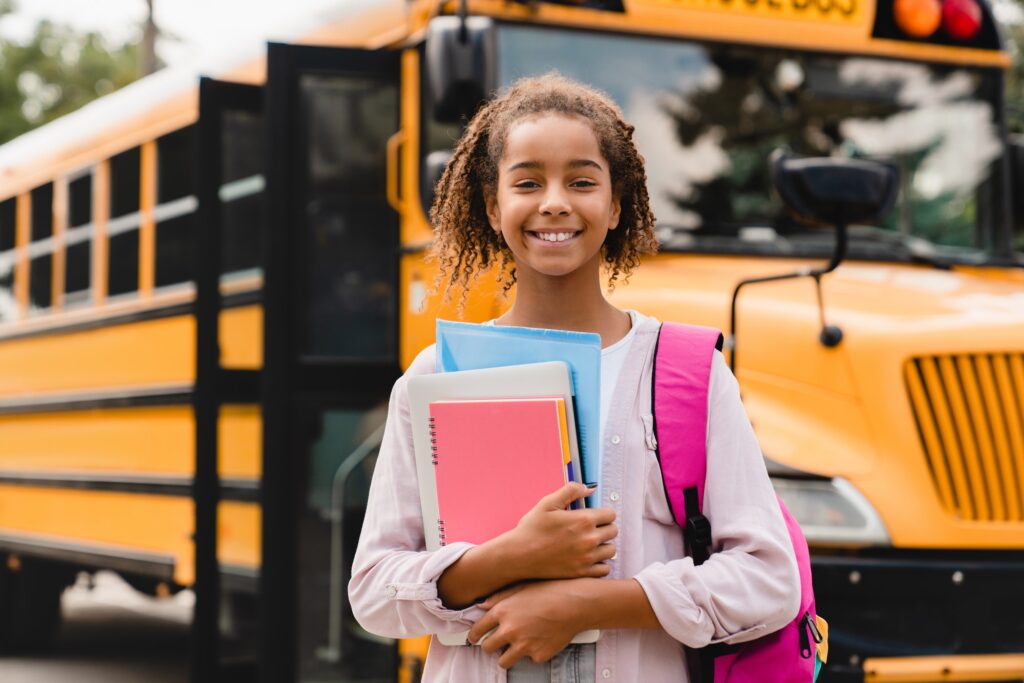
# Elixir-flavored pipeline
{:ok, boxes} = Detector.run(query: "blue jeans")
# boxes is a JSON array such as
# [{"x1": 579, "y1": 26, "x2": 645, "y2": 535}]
[{"x1": 507, "y1": 644, "x2": 596, "y2": 683}]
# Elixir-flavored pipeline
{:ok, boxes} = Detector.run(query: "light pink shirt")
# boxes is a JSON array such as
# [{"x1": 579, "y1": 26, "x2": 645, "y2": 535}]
[{"x1": 349, "y1": 316, "x2": 800, "y2": 682}]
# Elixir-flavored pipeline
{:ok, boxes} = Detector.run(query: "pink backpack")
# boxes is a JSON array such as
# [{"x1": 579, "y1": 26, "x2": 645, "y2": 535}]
[{"x1": 652, "y1": 322, "x2": 825, "y2": 683}]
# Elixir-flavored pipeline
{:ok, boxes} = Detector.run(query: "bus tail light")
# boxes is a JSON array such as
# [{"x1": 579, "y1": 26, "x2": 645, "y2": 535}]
[
  {"x1": 894, "y1": 0, "x2": 942, "y2": 37},
  {"x1": 941, "y1": 0, "x2": 982, "y2": 40}
]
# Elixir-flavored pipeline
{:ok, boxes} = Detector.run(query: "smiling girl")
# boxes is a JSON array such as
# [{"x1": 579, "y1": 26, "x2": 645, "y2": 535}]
[{"x1": 349, "y1": 74, "x2": 799, "y2": 683}]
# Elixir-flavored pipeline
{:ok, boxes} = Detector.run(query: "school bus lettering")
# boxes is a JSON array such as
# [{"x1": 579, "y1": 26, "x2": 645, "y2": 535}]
[{"x1": 656, "y1": 0, "x2": 861, "y2": 21}]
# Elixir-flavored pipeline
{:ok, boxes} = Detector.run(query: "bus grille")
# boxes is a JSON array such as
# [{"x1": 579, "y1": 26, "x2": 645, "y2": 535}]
[{"x1": 905, "y1": 354, "x2": 1024, "y2": 522}]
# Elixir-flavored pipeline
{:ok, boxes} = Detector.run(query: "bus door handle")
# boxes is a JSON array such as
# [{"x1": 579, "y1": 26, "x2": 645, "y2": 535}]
[{"x1": 386, "y1": 130, "x2": 406, "y2": 213}]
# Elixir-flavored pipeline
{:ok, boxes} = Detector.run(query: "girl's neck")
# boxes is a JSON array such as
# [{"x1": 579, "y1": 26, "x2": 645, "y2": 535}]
[{"x1": 494, "y1": 262, "x2": 632, "y2": 348}]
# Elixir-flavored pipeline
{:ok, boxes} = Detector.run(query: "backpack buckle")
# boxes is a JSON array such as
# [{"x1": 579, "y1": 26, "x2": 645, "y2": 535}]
[{"x1": 685, "y1": 514, "x2": 712, "y2": 548}]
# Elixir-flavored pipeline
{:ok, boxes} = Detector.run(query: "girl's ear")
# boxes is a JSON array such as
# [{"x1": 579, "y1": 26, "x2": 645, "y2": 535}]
[
  {"x1": 485, "y1": 192, "x2": 501, "y2": 233},
  {"x1": 609, "y1": 194, "x2": 622, "y2": 230}
]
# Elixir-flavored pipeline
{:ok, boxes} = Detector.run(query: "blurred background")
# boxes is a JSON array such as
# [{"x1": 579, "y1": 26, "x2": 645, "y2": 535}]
[{"x1": 1, "y1": 1, "x2": 1023, "y2": 682}]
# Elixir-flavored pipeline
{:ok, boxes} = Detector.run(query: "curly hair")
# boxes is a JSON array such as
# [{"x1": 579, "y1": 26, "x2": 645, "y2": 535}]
[{"x1": 428, "y1": 72, "x2": 658, "y2": 303}]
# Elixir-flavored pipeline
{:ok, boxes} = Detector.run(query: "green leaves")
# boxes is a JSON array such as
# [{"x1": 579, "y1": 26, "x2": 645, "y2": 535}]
[{"x1": 0, "y1": 8, "x2": 157, "y2": 146}]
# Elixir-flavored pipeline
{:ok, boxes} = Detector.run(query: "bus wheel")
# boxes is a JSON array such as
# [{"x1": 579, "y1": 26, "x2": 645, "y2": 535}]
[{"x1": 0, "y1": 557, "x2": 69, "y2": 654}]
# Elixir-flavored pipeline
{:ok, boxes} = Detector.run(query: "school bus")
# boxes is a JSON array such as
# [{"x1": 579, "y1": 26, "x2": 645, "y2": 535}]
[{"x1": 0, "y1": 0, "x2": 1021, "y2": 681}]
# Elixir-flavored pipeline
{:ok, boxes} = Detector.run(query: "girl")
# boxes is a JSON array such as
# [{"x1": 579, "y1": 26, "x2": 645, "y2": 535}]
[{"x1": 349, "y1": 73, "x2": 799, "y2": 682}]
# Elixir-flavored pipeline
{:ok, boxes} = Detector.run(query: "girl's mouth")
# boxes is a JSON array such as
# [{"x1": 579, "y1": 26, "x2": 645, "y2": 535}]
[{"x1": 526, "y1": 230, "x2": 582, "y2": 246}]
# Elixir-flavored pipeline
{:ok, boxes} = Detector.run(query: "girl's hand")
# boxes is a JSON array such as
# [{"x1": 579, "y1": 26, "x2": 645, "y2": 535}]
[
  {"x1": 468, "y1": 580, "x2": 593, "y2": 669},
  {"x1": 509, "y1": 483, "x2": 617, "y2": 580}
]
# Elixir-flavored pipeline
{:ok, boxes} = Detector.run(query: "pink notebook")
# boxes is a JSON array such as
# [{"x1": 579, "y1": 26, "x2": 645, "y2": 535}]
[{"x1": 429, "y1": 398, "x2": 569, "y2": 547}]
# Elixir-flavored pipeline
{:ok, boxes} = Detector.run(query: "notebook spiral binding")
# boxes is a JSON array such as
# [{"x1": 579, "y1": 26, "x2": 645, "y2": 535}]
[
  {"x1": 429, "y1": 416, "x2": 440, "y2": 465},
  {"x1": 437, "y1": 518, "x2": 447, "y2": 546}
]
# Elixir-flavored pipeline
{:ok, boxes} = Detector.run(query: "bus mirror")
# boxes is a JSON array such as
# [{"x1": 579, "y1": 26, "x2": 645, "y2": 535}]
[
  {"x1": 422, "y1": 150, "x2": 453, "y2": 214},
  {"x1": 771, "y1": 151, "x2": 900, "y2": 229},
  {"x1": 426, "y1": 16, "x2": 497, "y2": 123}
]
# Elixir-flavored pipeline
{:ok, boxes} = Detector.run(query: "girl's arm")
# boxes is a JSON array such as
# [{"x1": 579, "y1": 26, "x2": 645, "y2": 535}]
[
  {"x1": 437, "y1": 483, "x2": 617, "y2": 609},
  {"x1": 348, "y1": 348, "x2": 618, "y2": 637},
  {"x1": 350, "y1": 349, "x2": 502, "y2": 639},
  {"x1": 631, "y1": 351, "x2": 801, "y2": 646}
]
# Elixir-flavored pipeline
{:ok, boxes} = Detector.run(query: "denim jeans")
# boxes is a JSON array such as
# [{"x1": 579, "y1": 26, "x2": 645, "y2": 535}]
[{"x1": 506, "y1": 644, "x2": 596, "y2": 683}]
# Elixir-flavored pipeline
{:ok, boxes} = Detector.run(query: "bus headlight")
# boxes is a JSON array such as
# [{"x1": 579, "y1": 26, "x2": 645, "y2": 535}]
[{"x1": 771, "y1": 477, "x2": 891, "y2": 547}]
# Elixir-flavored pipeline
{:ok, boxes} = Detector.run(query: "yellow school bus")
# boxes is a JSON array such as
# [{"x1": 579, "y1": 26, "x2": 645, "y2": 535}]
[{"x1": 0, "y1": 0, "x2": 1021, "y2": 681}]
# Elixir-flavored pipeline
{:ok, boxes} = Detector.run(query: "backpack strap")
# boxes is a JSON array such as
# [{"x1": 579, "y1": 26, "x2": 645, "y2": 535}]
[{"x1": 652, "y1": 322, "x2": 724, "y2": 566}]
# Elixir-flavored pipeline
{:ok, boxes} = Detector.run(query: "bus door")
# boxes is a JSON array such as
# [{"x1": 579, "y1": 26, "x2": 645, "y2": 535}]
[
  {"x1": 261, "y1": 43, "x2": 403, "y2": 683},
  {"x1": 193, "y1": 76, "x2": 264, "y2": 683}
]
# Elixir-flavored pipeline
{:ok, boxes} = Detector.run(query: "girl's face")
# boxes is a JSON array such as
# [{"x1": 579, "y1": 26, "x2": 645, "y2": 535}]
[{"x1": 485, "y1": 114, "x2": 621, "y2": 283}]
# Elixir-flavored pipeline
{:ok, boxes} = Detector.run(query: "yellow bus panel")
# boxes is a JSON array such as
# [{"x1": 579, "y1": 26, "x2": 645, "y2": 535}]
[
  {"x1": 219, "y1": 304, "x2": 263, "y2": 369},
  {"x1": 0, "y1": 315, "x2": 194, "y2": 398},
  {"x1": 0, "y1": 488, "x2": 260, "y2": 586},
  {"x1": 0, "y1": 405, "x2": 261, "y2": 480}
]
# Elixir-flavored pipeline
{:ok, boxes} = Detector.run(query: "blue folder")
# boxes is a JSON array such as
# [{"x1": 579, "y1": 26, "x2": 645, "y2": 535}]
[{"x1": 436, "y1": 319, "x2": 602, "y2": 506}]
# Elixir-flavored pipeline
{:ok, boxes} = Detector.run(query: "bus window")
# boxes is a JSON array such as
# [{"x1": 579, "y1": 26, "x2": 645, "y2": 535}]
[
  {"x1": 0, "y1": 198, "x2": 14, "y2": 322},
  {"x1": 29, "y1": 183, "x2": 53, "y2": 311},
  {"x1": 156, "y1": 127, "x2": 196, "y2": 288},
  {"x1": 108, "y1": 147, "x2": 141, "y2": 297},
  {"x1": 65, "y1": 171, "x2": 93, "y2": 306},
  {"x1": 496, "y1": 26, "x2": 1005, "y2": 265},
  {"x1": 108, "y1": 229, "x2": 139, "y2": 297},
  {"x1": 110, "y1": 147, "x2": 141, "y2": 219},
  {"x1": 221, "y1": 110, "x2": 263, "y2": 276},
  {"x1": 300, "y1": 74, "x2": 397, "y2": 359}
]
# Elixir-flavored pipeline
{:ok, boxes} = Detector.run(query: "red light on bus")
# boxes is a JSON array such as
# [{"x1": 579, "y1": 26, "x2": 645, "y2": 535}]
[
  {"x1": 941, "y1": 0, "x2": 982, "y2": 40},
  {"x1": 894, "y1": 0, "x2": 942, "y2": 38}
]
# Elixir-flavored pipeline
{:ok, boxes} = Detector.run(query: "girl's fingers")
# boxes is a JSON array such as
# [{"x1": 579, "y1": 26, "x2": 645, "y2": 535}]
[
  {"x1": 595, "y1": 523, "x2": 618, "y2": 543},
  {"x1": 586, "y1": 562, "x2": 612, "y2": 578},
  {"x1": 497, "y1": 643, "x2": 527, "y2": 669},
  {"x1": 589, "y1": 507, "x2": 616, "y2": 526},
  {"x1": 468, "y1": 613, "x2": 498, "y2": 644},
  {"x1": 593, "y1": 542, "x2": 617, "y2": 562},
  {"x1": 479, "y1": 627, "x2": 509, "y2": 656},
  {"x1": 540, "y1": 482, "x2": 592, "y2": 511}
]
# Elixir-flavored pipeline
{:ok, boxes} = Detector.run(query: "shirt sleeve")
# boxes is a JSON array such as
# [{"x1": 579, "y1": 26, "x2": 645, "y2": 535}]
[
  {"x1": 633, "y1": 350, "x2": 801, "y2": 648},
  {"x1": 348, "y1": 348, "x2": 486, "y2": 639}
]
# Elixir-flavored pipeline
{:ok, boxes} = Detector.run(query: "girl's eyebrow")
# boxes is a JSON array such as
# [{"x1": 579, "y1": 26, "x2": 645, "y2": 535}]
[{"x1": 505, "y1": 159, "x2": 604, "y2": 172}]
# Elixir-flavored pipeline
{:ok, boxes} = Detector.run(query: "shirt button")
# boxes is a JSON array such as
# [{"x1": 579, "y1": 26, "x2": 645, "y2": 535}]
[
  {"x1": 602, "y1": 668, "x2": 612, "y2": 679},
  {"x1": 609, "y1": 491, "x2": 621, "y2": 502},
  {"x1": 385, "y1": 584, "x2": 398, "y2": 599},
  {"x1": 610, "y1": 435, "x2": 621, "y2": 445}
]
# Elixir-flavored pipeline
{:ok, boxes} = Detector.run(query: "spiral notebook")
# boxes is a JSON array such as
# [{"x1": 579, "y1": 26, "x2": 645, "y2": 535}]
[
  {"x1": 408, "y1": 361, "x2": 584, "y2": 550},
  {"x1": 428, "y1": 397, "x2": 570, "y2": 547},
  {"x1": 414, "y1": 391, "x2": 600, "y2": 647}
]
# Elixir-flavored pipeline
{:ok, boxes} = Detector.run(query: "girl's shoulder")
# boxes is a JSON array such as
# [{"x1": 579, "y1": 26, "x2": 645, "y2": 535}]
[{"x1": 405, "y1": 344, "x2": 438, "y2": 379}]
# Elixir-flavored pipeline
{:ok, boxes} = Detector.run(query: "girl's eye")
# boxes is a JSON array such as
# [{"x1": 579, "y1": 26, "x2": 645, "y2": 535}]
[
  {"x1": 513, "y1": 180, "x2": 540, "y2": 189},
  {"x1": 571, "y1": 179, "x2": 597, "y2": 188}
]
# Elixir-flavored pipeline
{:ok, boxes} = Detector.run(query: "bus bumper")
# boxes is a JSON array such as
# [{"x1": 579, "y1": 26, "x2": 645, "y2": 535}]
[
  {"x1": 811, "y1": 552, "x2": 1024, "y2": 683},
  {"x1": 862, "y1": 653, "x2": 1024, "y2": 682}
]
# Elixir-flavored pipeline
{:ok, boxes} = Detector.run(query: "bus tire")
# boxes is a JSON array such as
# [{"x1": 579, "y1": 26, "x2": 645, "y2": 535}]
[{"x1": 0, "y1": 558, "x2": 68, "y2": 654}]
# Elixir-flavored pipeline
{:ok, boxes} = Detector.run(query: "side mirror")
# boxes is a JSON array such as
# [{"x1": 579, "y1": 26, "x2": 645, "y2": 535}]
[
  {"x1": 728, "y1": 152, "x2": 900, "y2": 374},
  {"x1": 421, "y1": 150, "x2": 453, "y2": 216},
  {"x1": 770, "y1": 151, "x2": 900, "y2": 229},
  {"x1": 425, "y1": 16, "x2": 497, "y2": 123}
]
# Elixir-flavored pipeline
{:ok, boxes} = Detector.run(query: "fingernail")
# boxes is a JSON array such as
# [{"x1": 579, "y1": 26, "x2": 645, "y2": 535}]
[{"x1": 585, "y1": 482, "x2": 598, "y2": 489}]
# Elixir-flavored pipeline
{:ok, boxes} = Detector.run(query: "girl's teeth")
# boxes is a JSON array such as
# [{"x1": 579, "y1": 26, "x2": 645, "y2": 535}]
[{"x1": 538, "y1": 232, "x2": 574, "y2": 242}]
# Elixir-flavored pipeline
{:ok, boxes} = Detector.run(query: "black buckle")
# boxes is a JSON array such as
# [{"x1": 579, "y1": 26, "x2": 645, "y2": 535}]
[{"x1": 685, "y1": 514, "x2": 712, "y2": 548}]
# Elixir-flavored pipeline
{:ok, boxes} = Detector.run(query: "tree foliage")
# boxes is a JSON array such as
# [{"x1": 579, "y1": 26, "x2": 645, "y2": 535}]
[{"x1": 0, "y1": 0, "x2": 154, "y2": 146}]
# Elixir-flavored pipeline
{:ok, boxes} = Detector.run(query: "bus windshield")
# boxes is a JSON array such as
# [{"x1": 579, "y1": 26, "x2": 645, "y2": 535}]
[{"x1": 498, "y1": 25, "x2": 1005, "y2": 264}]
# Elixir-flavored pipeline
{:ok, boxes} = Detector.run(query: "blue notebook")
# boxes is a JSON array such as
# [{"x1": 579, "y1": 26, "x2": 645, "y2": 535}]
[{"x1": 436, "y1": 319, "x2": 602, "y2": 506}]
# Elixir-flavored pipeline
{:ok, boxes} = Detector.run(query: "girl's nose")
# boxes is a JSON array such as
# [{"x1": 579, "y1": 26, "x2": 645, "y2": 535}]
[{"x1": 539, "y1": 187, "x2": 571, "y2": 216}]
